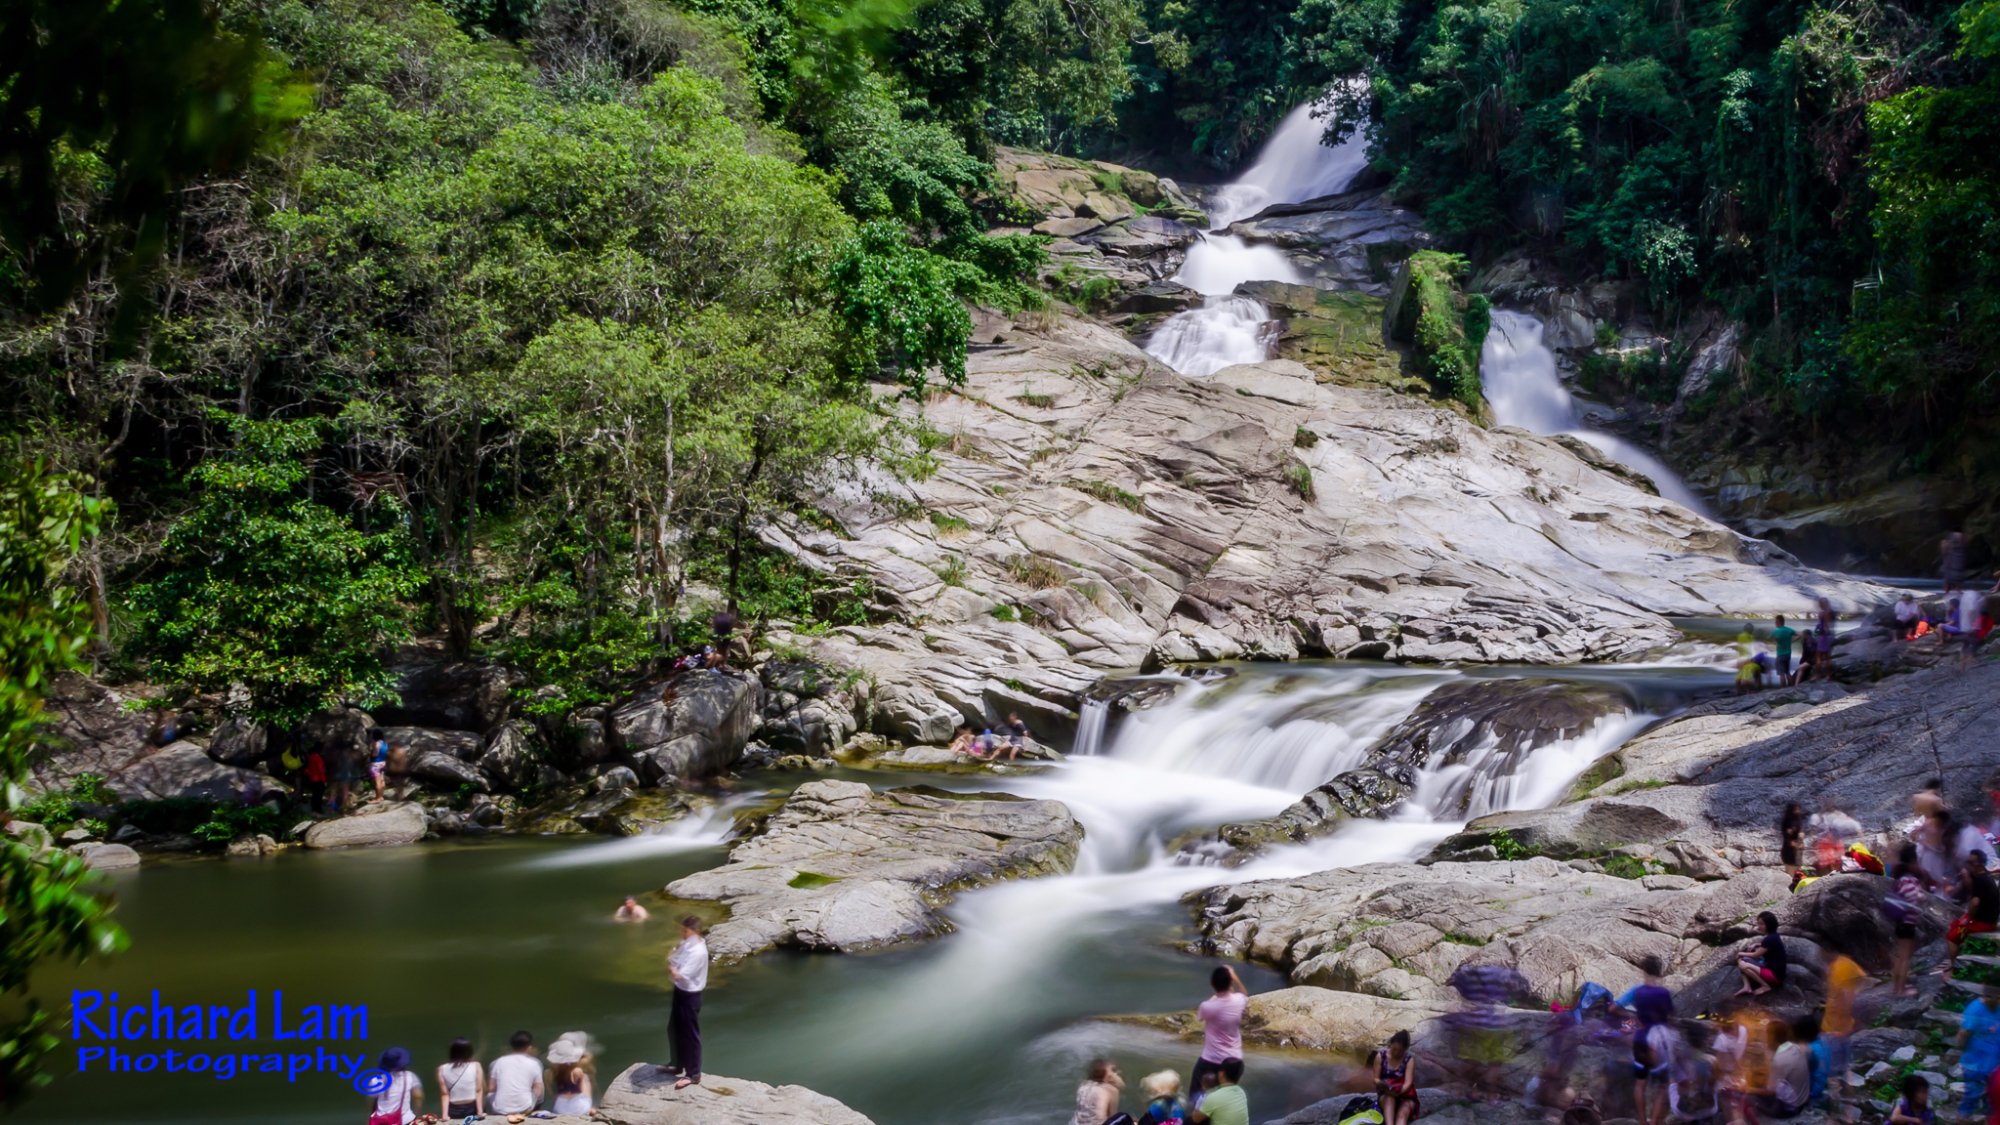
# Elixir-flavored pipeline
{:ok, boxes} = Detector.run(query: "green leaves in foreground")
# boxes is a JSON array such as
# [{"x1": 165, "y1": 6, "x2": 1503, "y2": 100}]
[{"x1": 0, "y1": 460, "x2": 125, "y2": 1107}]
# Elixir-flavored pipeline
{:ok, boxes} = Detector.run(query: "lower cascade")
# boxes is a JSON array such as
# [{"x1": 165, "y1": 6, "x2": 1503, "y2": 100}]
[{"x1": 1480, "y1": 309, "x2": 1711, "y2": 514}]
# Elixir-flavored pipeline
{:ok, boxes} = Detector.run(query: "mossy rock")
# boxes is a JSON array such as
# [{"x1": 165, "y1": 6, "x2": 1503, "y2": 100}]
[
  {"x1": 1238, "y1": 281, "x2": 1424, "y2": 392},
  {"x1": 1384, "y1": 251, "x2": 1487, "y2": 412}
]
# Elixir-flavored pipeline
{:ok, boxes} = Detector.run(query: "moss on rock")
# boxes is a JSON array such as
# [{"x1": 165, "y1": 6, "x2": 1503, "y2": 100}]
[{"x1": 1386, "y1": 251, "x2": 1487, "y2": 412}]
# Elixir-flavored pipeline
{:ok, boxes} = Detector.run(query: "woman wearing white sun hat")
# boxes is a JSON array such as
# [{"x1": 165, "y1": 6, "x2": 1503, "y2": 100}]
[{"x1": 546, "y1": 1032, "x2": 594, "y2": 1116}]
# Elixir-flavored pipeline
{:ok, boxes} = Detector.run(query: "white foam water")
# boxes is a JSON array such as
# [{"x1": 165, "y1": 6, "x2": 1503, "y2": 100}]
[
  {"x1": 1481, "y1": 309, "x2": 1711, "y2": 514},
  {"x1": 1144, "y1": 102, "x2": 1369, "y2": 376}
]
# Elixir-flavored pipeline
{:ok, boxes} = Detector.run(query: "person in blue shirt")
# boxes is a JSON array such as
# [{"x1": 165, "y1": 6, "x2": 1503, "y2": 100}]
[{"x1": 1960, "y1": 984, "x2": 2000, "y2": 1117}]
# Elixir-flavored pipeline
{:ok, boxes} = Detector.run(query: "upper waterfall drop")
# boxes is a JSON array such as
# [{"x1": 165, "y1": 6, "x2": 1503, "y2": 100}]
[
  {"x1": 1143, "y1": 102, "x2": 1369, "y2": 376},
  {"x1": 1480, "y1": 309, "x2": 1713, "y2": 515}
]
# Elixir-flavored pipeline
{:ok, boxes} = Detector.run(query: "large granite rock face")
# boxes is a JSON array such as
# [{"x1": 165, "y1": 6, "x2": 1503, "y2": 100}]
[
  {"x1": 769, "y1": 308, "x2": 1878, "y2": 736},
  {"x1": 1189, "y1": 856, "x2": 1796, "y2": 1006},
  {"x1": 1559, "y1": 660, "x2": 2000, "y2": 863},
  {"x1": 34, "y1": 673, "x2": 157, "y2": 794},
  {"x1": 106, "y1": 742, "x2": 282, "y2": 803},
  {"x1": 302, "y1": 802, "x2": 428, "y2": 849},
  {"x1": 1132, "y1": 986, "x2": 1452, "y2": 1056},
  {"x1": 667, "y1": 779, "x2": 1082, "y2": 961},
  {"x1": 610, "y1": 672, "x2": 764, "y2": 784},
  {"x1": 595, "y1": 1063, "x2": 875, "y2": 1125}
]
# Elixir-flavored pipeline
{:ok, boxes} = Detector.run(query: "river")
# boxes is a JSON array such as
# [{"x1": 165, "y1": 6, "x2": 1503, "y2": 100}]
[{"x1": 19, "y1": 657, "x2": 1735, "y2": 1125}]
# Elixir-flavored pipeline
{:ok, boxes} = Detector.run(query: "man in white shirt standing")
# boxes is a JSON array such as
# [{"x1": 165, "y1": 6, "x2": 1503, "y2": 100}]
[
  {"x1": 1191, "y1": 965, "x2": 1250, "y2": 1098},
  {"x1": 665, "y1": 915, "x2": 710, "y2": 1090},
  {"x1": 487, "y1": 1030, "x2": 544, "y2": 1114}
]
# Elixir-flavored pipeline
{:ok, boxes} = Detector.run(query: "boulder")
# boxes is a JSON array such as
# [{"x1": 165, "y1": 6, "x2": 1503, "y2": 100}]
[
  {"x1": 668, "y1": 779, "x2": 1082, "y2": 961},
  {"x1": 595, "y1": 1063, "x2": 874, "y2": 1125},
  {"x1": 1132, "y1": 986, "x2": 1452, "y2": 1056},
  {"x1": 757, "y1": 695, "x2": 857, "y2": 757},
  {"x1": 569, "y1": 790, "x2": 695, "y2": 836},
  {"x1": 610, "y1": 672, "x2": 764, "y2": 783},
  {"x1": 380, "y1": 726, "x2": 482, "y2": 762},
  {"x1": 592, "y1": 764, "x2": 640, "y2": 793},
  {"x1": 869, "y1": 681, "x2": 963, "y2": 745},
  {"x1": 478, "y1": 721, "x2": 559, "y2": 792},
  {"x1": 107, "y1": 742, "x2": 283, "y2": 803},
  {"x1": 1431, "y1": 799, "x2": 1695, "y2": 864},
  {"x1": 373, "y1": 654, "x2": 518, "y2": 731},
  {"x1": 1189, "y1": 857, "x2": 1796, "y2": 1006},
  {"x1": 302, "y1": 707, "x2": 372, "y2": 761},
  {"x1": 302, "y1": 802, "x2": 428, "y2": 849},
  {"x1": 408, "y1": 748, "x2": 488, "y2": 793},
  {"x1": 35, "y1": 673, "x2": 156, "y2": 793},
  {"x1": 563, "y1": 708, "x2": 612, "y2": 768},
  {"x1": 67, "y1": 841, "x2": 140, "y2": 871},
  {"x1": 205, "y1": 717, "x2": 267, "y2": 767},
  {"x1": 223, "y1": 833, "x2": 280, "y2": 858}
]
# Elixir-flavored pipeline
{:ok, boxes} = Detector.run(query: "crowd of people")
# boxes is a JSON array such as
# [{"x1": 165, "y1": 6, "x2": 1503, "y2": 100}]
[
  {"x1": 1064, "y1": 768, "x2": 2000, "y2": 1125},
  {"x1": 360, "y1": 916, "x2": 707, "y2": 1122},
  {"x1": 359, "y1": 1029, "x2": 596, "y2": 1125}
]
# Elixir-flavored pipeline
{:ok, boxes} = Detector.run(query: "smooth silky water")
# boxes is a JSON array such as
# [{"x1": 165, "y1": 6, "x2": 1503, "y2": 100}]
[{"x1": 18, "y1": 660, "x2": 1733, "y2": 1125}]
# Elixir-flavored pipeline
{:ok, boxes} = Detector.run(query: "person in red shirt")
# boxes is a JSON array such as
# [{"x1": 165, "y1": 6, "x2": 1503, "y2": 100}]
[{"x1": 302, "y1": 748, "x2": 328, "y2": 814}]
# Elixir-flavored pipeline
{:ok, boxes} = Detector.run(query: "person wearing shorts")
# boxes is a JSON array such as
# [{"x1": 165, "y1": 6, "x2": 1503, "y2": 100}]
[
  {"x1": 1734, "y1": 912, "x2": 1788, "y2": 997},
  {"x1": 1952, "y1": 852, "x2": 2000, "y2": 971}
]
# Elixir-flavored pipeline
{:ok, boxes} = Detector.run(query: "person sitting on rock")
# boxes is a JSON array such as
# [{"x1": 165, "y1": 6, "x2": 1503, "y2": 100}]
[
  {"x1": 1732, "y1": 911, "x2": 1787, "y2": 997},
  {"x1": 1896, "y1": 594, "x2": 1923, "y2": 640},
  {"x1": 946, "y1": 725, "x2": 976, "y2": 758},
  {"x1": 1372, "y1": 1030, "x2": 1419, "y2": 1125},
  {"x1": 978, "y1": 712, "x2": 1032, "y2": 763}
]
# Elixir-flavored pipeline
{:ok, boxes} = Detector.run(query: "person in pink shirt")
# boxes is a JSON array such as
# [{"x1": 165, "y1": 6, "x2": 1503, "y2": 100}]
[{"x1": 1190, "y1": 965, "x2": 1249, "y2": 1097}]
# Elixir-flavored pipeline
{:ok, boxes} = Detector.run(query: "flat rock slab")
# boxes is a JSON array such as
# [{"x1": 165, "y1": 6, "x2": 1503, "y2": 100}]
[
  {"x1": 597, "y1": 1063, "x2": 875, "y2": 1125},
  {"x1": 302, "y1": 802, "x2": 428, "y2": 849},
  {"x1": 107, "y1": 742, "x2": 280, "y2": 803},
  {"x1": 668, "y1": 779, "x2": 1082, "y2": 961},
  {"x1": 1124, "y1": 985, "x2": 1452, "y2": 1056}
]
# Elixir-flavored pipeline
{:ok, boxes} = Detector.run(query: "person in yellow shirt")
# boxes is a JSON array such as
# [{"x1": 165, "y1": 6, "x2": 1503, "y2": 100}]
[{"x1": 1820, "y1": 954, "x2": 1867, "y2": 1122}]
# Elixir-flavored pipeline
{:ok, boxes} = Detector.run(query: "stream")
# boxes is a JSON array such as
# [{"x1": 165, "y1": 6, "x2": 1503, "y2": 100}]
[{"x1": 20, "y1": 656, "x2": 1736, "y2": 1125}]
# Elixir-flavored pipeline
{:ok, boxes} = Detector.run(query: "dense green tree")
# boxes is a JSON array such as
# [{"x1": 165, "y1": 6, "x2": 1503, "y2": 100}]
[
  {"x1": 127, "y1": 417, "x2": 421, "y2": 725},
  {"x1": 0, "y1": 461, "x2": 123, "y2": 1106}
]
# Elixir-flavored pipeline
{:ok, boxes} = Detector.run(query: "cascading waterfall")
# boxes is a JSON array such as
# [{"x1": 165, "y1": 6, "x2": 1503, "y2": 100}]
[
  {"x1": 1072, "y1": 698, "x2": 1109, "y2": 757},
  {"x1": 1481, "y1": 309, "x2": 1712, "y2": 514},
  {"x1": 1144, "y1": 101, "x2": 1369, "y2": 376}
]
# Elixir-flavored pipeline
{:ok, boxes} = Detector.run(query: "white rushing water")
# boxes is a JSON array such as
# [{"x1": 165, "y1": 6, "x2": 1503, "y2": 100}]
[
  {"x1": 519, "y1": 794, "x2": 756, "y2": 868},
  {"x1": 1481, "y1": 309, "x2": 1711, "y2": 514},
  {"x1": 1144, "y1": 102, "x2": 1370, "y2": 376}
]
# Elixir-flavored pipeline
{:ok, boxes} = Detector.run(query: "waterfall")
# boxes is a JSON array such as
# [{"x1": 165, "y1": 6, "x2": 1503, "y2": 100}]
[
  {"x1": 1072, "y1": 698, "x2": 1109, "y2": 757},
  {"x1": 1481, "y1": 309, "x2": 1712, "y2": 515},
  {"x1": 1144, "y1": 102, "x2": 1369, "y2": 376}
]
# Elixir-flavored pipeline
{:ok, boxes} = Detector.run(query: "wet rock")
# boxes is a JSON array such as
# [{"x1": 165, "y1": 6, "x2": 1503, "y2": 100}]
[
  {"x1": 107, "y1": 742, "x2": 284, "y2": 803},
  {"x1": 611, "y1": 672, "x2": 763, "y2": 784},
  {"x1": 668, "y1": 779, "x2": 1082, "y2": 961},
  {"x1": 374, "y1": 653, "x2": 518, "y2": 732},
  {"x1": 570, "y1": 790, "x2": 695, "y2": 836},
  {"x1": 380, "y1": 726, "x2": 482, "y2": 762},
  {"x1": 408, "y1": 748, "x2": 488, "y2": 793},
  {"x1": 223, "y1": 833, "x2": 279, "y2": 858},
  {"x1": 595, "y1": 1062, "x2": 874, "y2": 1125},
  {"x1": 68, "y1": 841, "x2": 140, "y2": 870},
  {"x1": 302, "y1": 802, "x2": 428, "y2": 849},
  {"x1": 591, "y1": 764, "x2": 640, "y2": 793},
  {"x1": 1431, "y1": 800, "x2": 1693, "y2": 864},
  {"x1": 206, "y1": 717, "x2": 267, "y2": 767},
  {"x1": 1231, "y1": 188, "x2": 1434, "y2": 295},
  {"x1": 478, "y1": 721, "x2": 559, "y2": 792},
  {"x1": 563, "y1": 707, "x2": 611, "y2": 767}
]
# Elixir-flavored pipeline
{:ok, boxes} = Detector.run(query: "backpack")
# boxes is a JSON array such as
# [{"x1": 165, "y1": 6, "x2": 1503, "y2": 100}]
[{"x1": 1338, "y1": 1097, "x2": 1384, "y2": 1125}]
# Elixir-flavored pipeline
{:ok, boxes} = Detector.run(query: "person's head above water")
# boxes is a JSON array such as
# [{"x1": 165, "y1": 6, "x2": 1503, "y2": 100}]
[{"x1": 1087, "y1": 1058, "x2": 1119, "y2": 1083}]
